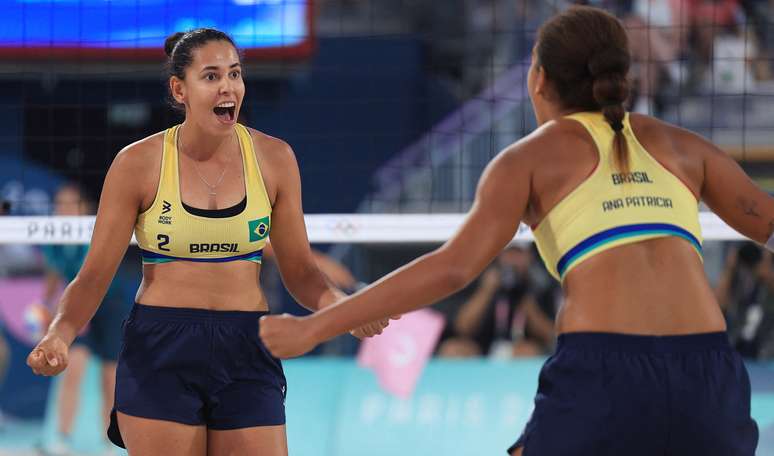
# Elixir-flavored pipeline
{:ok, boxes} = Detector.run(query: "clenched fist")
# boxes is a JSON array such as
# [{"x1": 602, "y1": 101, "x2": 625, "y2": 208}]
[
  {"x1": 260, "y1": 314, "x2": 318, "y2": 359},
  {"x1": 27, "y1": 333, "x2": 69, "y2": 376}
]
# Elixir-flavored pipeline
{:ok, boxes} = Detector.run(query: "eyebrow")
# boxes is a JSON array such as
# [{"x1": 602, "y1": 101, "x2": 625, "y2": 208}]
[{"x1": 200, "y1": 62, "x2": 241, "y2": 73}]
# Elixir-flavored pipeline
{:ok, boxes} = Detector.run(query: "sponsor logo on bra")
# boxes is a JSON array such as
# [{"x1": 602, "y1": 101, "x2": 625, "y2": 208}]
[{"x1": 158, "y1": 201, "x2": 173, "y2": 225}]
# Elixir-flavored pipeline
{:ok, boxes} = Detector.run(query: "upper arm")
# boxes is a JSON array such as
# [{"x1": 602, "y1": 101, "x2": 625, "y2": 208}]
[
  {"x1": 77, "y1": 145, "x2": 144, "y2": 287},
  {"x1": 695, "y1": 130, "x2": 774, "y2": 244},
  {"x1": 261, "y1": 140, "x2": 317, "y2": 285},
  {"x1": 438, "y1": 143, "x2": 532, "y2": 282}
]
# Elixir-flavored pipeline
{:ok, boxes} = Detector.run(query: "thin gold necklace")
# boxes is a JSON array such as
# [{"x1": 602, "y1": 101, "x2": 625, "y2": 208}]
[{"x1": 178, "y1": 127, "x2": 233, "y2": 198}]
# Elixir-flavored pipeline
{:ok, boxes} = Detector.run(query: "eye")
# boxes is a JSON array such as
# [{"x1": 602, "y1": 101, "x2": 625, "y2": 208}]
[
  {"x1": 205, "y1": 73, "x2": 217, "y2": 81},
  {"x1": 230, "y1": 71, "x2": 241, "y2": 79}
]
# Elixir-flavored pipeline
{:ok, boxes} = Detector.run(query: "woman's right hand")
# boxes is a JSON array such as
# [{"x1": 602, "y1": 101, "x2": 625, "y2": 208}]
[{"x1": 26, "y1": 333, "x2": 69, "y2": 376}]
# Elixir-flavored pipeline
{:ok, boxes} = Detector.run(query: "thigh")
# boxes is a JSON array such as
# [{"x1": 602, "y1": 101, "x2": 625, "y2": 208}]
[
  {"x1": 117, "y1": 412, "x2": 206, "y2": 456},
  {"x1": 62, "y1": 344, "x2": 89, "y2": 385},
  {"x1": 207, "y1": 425, "x2": 288, "y2": 456}
]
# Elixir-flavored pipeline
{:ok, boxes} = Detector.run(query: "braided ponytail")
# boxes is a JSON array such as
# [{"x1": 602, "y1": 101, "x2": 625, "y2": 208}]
[
  {"x1": 535, "y1": 6, "x2": 632, "y2": 172},
  {"x1": 589, "y1": 48, "x2": 630, "y2": 172}
]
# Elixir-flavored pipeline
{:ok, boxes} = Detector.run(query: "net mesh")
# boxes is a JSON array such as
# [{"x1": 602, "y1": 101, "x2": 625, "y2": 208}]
[
  {"x1": 1, "y1": 1, "x2": 772, "y2": 217},
  {"x1": 1, "y1": 2, "x2": 774, "y2": 455}
]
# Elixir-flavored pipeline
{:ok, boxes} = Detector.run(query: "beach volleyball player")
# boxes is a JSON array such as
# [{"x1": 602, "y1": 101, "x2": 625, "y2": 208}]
[
  {"x1": 260, "y1": 6, "x2": 759, "y2": 455},
  {"x1": 27, "y1": 28, "x2": 389, "y2": 456}
]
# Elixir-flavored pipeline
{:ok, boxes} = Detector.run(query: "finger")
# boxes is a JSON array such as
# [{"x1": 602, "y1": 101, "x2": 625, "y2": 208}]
[
  {"x1": 27, "y1": 350, "x2": 45, "y2": 369},
  {"x1": 45, "y1": 351, "x2": 59, "y2": 367},
  {"x1": 361, "y1": 325, "x2": 380, "y2": 338},
  {"x1": 390, "y1": 314, "x2": 402, "y2": 320},
  {"x1": 26, "y1": 350, "x2": 39, "y2": 367}
]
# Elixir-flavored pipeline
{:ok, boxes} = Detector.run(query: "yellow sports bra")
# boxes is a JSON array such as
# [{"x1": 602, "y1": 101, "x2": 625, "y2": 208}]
[
  {"x1": 135, "y1": 124, "x2": 272, "y2": 264},
  {"x1": 532, "y1": 112, "x2": 702, "y2": 281}
]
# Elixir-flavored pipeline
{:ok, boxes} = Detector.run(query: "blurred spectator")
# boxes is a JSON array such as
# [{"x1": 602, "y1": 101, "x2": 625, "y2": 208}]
[
  {"x1": 0, "y1": 198, "x2": 40, "y2": 276},
  {"x1": 36, "y1": 183, "x2": 130, "y2": 456},
  {"x1": 437, "y1": 245, "x2": 556, "y2": 358},
  {"x1": 740, "y1": 0, "x2": 774, "y2": 80},
  {"x1": 715, "y1": 242, "x2": 774, "y2": 359},
  {"x1": 0, "y1": 200, "x2": 11, "y2": 429},
  {"x1": 623, "y1": 0, "x2": 690, "y2": 114}
]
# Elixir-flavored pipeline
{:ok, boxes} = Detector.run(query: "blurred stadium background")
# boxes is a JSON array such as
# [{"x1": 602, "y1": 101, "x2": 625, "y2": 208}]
[{"x1": 2, "y1": 0, "x2": 774, "y2": 454}]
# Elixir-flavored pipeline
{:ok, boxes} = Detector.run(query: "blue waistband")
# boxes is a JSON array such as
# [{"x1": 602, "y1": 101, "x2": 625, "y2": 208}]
[
  {"x1": 556, "y1": 331, "x2": 730, "y2": 354},
  {"x1": 130, "y1": 303, "x2": 269, "y2": 326}
]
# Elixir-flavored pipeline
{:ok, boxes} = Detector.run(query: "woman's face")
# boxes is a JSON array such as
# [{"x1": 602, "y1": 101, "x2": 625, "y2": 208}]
[
  {"x1": 172, "y1": 40, "x2": 245, "y2": 136},
  {"x1": 54, "y1": 187, "x2": 87, "y2": 216}
]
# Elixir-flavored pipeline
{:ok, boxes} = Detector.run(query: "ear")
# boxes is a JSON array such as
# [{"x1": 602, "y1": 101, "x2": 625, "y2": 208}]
[
  {"x1": 169, "y1": 76, "x2": 186, "y2": 105},
  {"x1": 534, "y1": 65, "x2": 549, "y2": 99}
]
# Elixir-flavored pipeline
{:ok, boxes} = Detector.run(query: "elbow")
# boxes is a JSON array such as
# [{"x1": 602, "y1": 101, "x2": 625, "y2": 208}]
[
  {"x1": 440, "y1": 263, "x2": 476, "y2": 293},
  {"x1": 431, "y1": 248, "x2": 478, "y2": 293}
]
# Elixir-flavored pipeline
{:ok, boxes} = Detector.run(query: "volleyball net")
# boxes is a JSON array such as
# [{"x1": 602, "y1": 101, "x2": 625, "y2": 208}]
[
  {"x1": 1, "y1": 2, "x2": 774, "y2": 455},
  {"x1": 0, "y1": 0, "x2": 771, "y2": 286},
  {"x1": 0, "y1": 212, "x2": 752, "y2": 245}
]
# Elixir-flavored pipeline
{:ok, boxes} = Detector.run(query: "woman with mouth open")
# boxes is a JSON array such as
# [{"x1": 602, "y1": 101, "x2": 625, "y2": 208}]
[{"x1": 26, "y1": 28, "x2": 389, "y2": 456}]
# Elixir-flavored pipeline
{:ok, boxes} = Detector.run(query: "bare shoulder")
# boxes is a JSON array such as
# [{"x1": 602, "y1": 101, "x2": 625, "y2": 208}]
[
  {"x1": 629, "y1": 113, "x2": 718, "y2": 157},
  {"x1": 501, "y1": 118, "x2": 590, "y2": 166},
  {"x1": 106, "y1": 131, "x2": 166, "y2": 208},
  {"x1": 245, "y1": 126, "x2": 298, "y2": 170},
  {"x1": 113, "y1": 131, "x2": 166, "y2": 172}
]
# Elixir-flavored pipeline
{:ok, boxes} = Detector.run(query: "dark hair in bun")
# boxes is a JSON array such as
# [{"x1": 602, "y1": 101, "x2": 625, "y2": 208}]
[{"x1": 164, "y1": 31, "x2": 187, "y2": 58}]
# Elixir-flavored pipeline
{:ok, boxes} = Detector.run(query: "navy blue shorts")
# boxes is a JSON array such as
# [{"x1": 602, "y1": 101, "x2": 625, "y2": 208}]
[
  {"x1": 509, "y1": 332, "x2": 758, "y2": 456},
  {"x1": 107, "y1": 304, "x2": 287, "y2": 449},
  {"x1": 73, "y1": 294, "x2": 131, "y2": 362}
]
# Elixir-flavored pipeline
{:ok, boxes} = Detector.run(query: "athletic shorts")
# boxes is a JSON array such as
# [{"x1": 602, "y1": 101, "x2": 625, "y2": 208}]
[
  {"x1": 73, "y1": 293, "x2": 130, "y2": 362},
  {"x1": 107, "y1": 303, "x2": 287, "y2": 449},
  {"x1": 509, "y1": 332, "x2": 758, "y2": 456}
]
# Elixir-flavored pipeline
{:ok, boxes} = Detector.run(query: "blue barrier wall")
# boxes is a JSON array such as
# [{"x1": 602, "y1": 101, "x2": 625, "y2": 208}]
[{"x1": 10, "y1": 359, "x2": 774, "y2": 455}]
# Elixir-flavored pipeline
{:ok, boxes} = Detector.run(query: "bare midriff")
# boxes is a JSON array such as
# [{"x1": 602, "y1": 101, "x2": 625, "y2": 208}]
[
  {"x1": 557, "y1": 236, "x2": 726, "y2": 335},
  {"x1": 136, "y1": 261, "x2": 269, "y2": 312}
]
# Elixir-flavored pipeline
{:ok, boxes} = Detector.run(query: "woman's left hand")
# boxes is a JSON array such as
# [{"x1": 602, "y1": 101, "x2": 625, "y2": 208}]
[{"x1": 259, "y1": 314, "x2": 320, "y2": 358}]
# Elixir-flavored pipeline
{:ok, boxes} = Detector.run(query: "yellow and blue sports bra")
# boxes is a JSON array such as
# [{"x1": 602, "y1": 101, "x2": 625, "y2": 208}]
[
  {"x1": 134, "y1": 123, "x2": 272, "y2": 264},
  {"x1": 532, "y1": 112, "x2": 702, "y2": 282}
]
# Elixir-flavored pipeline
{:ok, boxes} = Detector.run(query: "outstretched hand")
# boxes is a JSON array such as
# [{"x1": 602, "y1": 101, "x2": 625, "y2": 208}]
[
  {"x1": 259, "y1": 314, "x2": 320, "y2": 359},
  {"x1": 260, "y1": 313, "x2": 403, "y2": 358},
  {"x1": 349, "y1": 315, "x2": 402, "y2": 339}
]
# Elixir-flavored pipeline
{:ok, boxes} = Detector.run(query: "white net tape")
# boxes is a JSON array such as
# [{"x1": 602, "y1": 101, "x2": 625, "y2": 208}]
[{"x1": 0, "y1": 212, "x2": 746, "y2": 245}]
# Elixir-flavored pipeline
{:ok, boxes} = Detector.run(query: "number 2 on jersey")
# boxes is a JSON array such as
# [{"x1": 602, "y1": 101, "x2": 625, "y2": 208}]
[{"x1": 157, "y1": 234, "x2": 171, "y2": 251}]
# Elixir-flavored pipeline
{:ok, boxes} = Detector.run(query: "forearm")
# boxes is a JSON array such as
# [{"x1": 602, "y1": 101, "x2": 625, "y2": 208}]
[
  {"x1": 312, "y1": 249, "x2": 469, "y2": 342},
  {"x1": 285, "y1": 264, "x2": 345, "y2": 312},
  {"x1": 48, "y1": 273, "x2": 110, "y2": 345}
]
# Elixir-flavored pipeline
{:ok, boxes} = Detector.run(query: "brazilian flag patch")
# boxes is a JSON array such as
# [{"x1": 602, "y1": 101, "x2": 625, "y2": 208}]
[{"x1": 248, "y1": 216, "x2": 270, "y2": 242}]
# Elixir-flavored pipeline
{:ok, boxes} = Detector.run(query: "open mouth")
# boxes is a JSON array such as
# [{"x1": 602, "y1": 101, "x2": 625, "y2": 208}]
[{"x1": 213, "y1": 102, "x2": 236, "y2": 123}]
